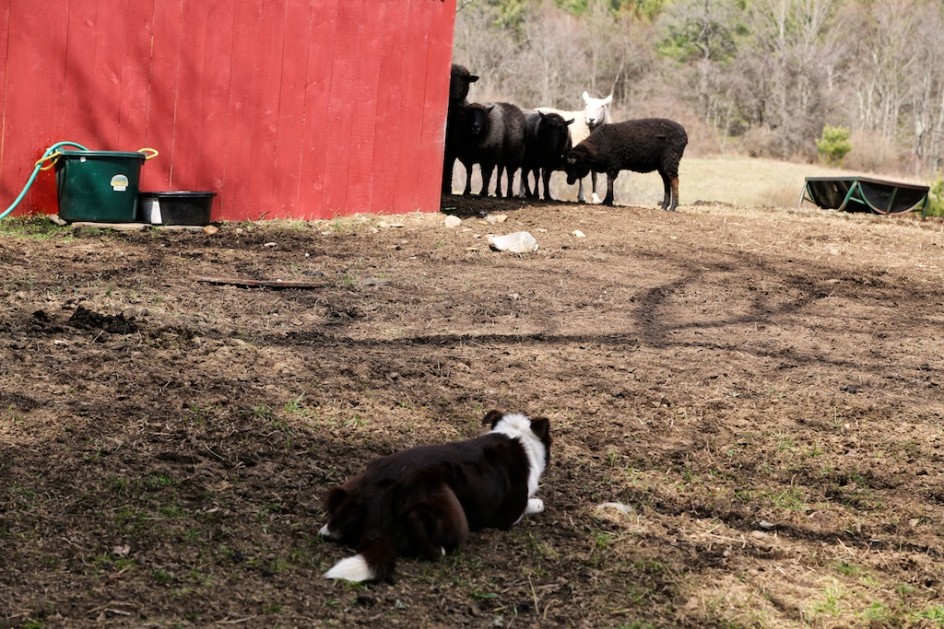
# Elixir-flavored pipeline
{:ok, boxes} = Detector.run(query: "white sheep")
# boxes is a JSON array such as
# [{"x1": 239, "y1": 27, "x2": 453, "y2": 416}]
[{"x1": 536, "y1": 92, "x2": 613, "y2": 203}]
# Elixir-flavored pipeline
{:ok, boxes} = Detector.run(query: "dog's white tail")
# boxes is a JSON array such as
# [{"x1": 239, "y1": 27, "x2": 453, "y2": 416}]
[
  {"x1": 324, "y1": 533, "x2": 396, "y2": 583},
  {"x1": 324, "y1": 553, "x2": 375, "y2": 582}
]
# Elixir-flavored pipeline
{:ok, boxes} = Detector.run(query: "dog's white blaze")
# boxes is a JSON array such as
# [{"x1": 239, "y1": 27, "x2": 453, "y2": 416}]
[
  {"x1": 324, "y1": 554, "x2": 374, "y2": 582},
  {"x1": 318, "y1": 523, "x2": 339, "y2": 539},
  {"x1": 491, "y1": 413, "x2": 547, "y2": 498}
]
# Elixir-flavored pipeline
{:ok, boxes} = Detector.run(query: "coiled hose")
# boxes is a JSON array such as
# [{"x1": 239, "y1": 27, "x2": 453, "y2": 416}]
[{"x1": 0, "y1": 141, "x2": 90, "y2": 221}]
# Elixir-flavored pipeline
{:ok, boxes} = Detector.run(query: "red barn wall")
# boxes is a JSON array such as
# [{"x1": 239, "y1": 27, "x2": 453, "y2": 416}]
[{"x1": 0, "y1": 0, "x2": 456, "y2": 221}]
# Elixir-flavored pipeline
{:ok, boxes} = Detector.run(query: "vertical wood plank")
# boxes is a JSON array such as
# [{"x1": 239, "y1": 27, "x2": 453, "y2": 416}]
[
  {"x1": 296, "y1": 0, "x2": 340, "y2": 220},
  {"x1": 245, "y1": 0, "x2": 287, "y2": 217},
  {"x1": 145, "y1": 0, "x2": 184, "y2": 190},
  {"x1": 392, "y1": 0, "x2": 430, "y2": 214},
  {"x1": 167, "y1": 0, "x2": 211, "y2": 191},
  {"x1": 9, "y1": 0, "x2": 71, "y2": 212},
  {"x1": 275, "y1": 1, "x2": 314, "y2": 216},
  {"x1": 87, "y1": 0, "x2": 128, "y2": 151},
  {"x1": 219, "y1": 0, "x2": 263, "y2": 218},
  {"x1": 341, "y1": 3, "x2": 384, "y2": 214},
  {"x1": 368, "y1": 0, "x2": 408, "y2": 215},
  {"x1": 321, "y1": 0, "x2": 359, "y2": 216},
  {"x1": 197, "y1": 0, "x2": 236, "y2": 219},
  {"x1": 115, "y1": 0, "x2": 157, "y2": 157}
]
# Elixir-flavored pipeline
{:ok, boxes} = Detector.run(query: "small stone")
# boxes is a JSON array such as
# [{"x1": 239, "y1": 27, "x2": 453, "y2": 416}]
[
  {"x1": 444, "y1": 215, "x2": 462, "y2": 228},
  {"x1": 572, "y1": 230, "x2": 586, "y2": 238}
]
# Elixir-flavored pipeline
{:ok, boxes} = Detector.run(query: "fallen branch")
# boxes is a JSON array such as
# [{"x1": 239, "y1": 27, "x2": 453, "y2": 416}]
[{"x1": 194, "y1": 276, "x2": 326, "y2": 290}]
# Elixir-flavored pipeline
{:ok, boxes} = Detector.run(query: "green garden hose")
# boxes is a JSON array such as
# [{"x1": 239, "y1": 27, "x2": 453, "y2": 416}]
[{"x1": 0, "y1": 141, "x2": 90, "y2": 220}]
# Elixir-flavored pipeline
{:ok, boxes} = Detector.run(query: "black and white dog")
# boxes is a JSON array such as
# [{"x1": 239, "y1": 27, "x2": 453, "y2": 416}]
[{"x1": 319, "y1": 410, "x2": 552, "y2": 582}]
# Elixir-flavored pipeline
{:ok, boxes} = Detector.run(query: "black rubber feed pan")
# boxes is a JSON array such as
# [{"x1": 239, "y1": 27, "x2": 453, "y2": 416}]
[
  {"x1": 800, "y1": 176, "x2": 929, "y2": 215},
  {"x1": 140, "y1": 191, "x2": 215, "y2": 226}
]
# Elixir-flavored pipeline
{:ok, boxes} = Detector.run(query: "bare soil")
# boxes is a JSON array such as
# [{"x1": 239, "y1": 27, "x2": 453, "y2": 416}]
[{"x1": 1, "y1": 196, "x2": 944, "y2": 628}]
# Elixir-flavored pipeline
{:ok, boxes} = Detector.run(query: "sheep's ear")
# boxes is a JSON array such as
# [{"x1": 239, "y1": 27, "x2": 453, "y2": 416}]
[
  {"x1": 582, "y1": 91, "x2": 591, "y2": 103},
  {"x1": 469, "y1": 75, "x2": 479, "y2": 83},
  {"x1": 539, "y1": 111, "x2": 547, "y2": 120},
  {"x1": 564, "y1": 117, "x2": 575, "y2": 126},
  {"x1": 485, "y1": 104, "x2": 495, "y2": 112},
  {"x1": 603, "y1": 94, "x2": 613, "y2": 106}
]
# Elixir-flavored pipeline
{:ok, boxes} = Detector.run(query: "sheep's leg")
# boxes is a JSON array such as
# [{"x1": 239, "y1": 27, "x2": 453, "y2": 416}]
[
  {"x1": 462, "y1": 163, "x2": 474, "y2": 196},
  {"x1": 590, "y1": 172, "x2": 602, "y2": 204},
  {"x1": 494, "y1": 166, "x2": 504, "y2": 198},
  {"x1": 669, "y1": 175, "x2": 680, "y2": 212},
  {"x1": 442, "y1": 154, "x2": 455, "y2": 195},
  {"x1": 576, "y1": 178, "x2": 587, "y2": 203},
  {"x1": 542, "y1": 168, "x2": 554, "y2": 201},
  {"x1": 479, "y1": 164, "x2": 494, "y2": 197},
  {"x1": 505, "y1": 167, "x2": 516, "y2": 199},
  {"x1": 603, "y1": 171, "x2": 618, "y2": 206},
  {"x1": 659, "y1": 171, "x2": 672, "y2": 210},
  {"x1": 519, "y1": 170, "x2": 531, "y2": 198}
]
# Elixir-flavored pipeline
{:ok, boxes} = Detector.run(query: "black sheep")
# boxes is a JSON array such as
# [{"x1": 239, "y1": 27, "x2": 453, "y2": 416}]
[
  {"x1": 442, "y1": 64, "x2": 478, "y2": 195},
  {"x1": 564, "y1": 118, "x2": 688, "y2": 210},
  {"x1": 521, "y1": 111, "x2": 574, "y2": 201},
  {"x1": 455, "y1": 102, "x2": 526, "y2": 198}
]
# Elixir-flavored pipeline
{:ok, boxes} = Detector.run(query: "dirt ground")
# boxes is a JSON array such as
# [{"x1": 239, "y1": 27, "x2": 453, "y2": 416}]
[{"x1": 1, "y1": 196, "x2": 944, "y2": 628}]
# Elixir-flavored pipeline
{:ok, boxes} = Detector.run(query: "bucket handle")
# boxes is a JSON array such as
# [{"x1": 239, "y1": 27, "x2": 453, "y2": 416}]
[
  {"x1": 138, "y1": 148, "x2": 159, "y2": 160},
  {"x1": 35, "y1": 152, "x2": 63, "y2": 171}
]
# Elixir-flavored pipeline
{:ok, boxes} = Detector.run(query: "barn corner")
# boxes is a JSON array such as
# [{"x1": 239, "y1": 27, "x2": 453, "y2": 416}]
[{"x1": 0, "y1": 0, "x2": 458, "y2": 223}]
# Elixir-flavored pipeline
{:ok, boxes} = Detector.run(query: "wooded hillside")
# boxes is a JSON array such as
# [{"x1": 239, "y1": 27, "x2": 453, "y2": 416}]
[{"x1": 454, "y1": 0, "x2": 944, "y2": 180}]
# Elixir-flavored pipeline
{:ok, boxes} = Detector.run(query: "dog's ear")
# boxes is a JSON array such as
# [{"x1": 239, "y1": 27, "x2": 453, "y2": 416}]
[
  {"x1": 482, "y1": 410, "x2": 505, "y2": 428},
  {"x1": 529, "y1": 417, "x2": 551, "y2": 441},
  {"x1": 324, "y1": 487, "x2": 348, "y2": 513}
]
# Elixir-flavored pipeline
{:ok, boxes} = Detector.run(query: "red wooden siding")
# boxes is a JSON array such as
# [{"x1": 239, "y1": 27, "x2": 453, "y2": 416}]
[{"x1": 0, "y1": 0, "x2": 457, "y2": 221}]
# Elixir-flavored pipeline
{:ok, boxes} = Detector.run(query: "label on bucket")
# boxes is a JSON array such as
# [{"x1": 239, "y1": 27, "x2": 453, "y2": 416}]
[{"x1": 111, "y1": 174, "x2": 129, "y2": 192}]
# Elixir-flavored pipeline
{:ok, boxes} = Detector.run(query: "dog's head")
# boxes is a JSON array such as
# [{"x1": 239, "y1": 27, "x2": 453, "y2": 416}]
[{"x1": 483, "y1": 410, "x2": 552, "y2": 468}]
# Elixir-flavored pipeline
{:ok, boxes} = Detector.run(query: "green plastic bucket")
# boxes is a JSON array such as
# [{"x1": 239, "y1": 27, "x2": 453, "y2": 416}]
[{"x1": 55, "y1": 150, "x2": 148, "y2": 223}]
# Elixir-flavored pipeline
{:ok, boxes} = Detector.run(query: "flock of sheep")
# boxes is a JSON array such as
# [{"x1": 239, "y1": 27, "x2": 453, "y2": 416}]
[{"x1": 441, "y1": 64, "x2": 688, "y2": 211}]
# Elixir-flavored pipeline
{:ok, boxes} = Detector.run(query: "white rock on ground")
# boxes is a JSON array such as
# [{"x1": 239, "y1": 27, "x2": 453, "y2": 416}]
[{"x1": 487, "y1": 231, "x2": 538, "y2": 253}]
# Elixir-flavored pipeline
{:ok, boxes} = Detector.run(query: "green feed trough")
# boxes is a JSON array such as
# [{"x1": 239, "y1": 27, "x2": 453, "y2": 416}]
[{"x1": 799, "y1": 176, "x2": 930, "y2": 216}]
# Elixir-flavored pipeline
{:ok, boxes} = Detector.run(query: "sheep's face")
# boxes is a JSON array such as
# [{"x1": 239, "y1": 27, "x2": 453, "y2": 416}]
[
  {"x1": 582, "y1": 92, "x2": 613, "y2": 130},
  {"x1": 539, "y1": 112, "x2": 574, "y2": 159},
  {"x1": 463, "y1": 105, "x2": 492, "y2": 139},
  {"x1": 564, "y1": 150, "x2": 591, "y2": 184},
  {"x1": 450, "y1": 64, "x2": 478, "y2": 104}
]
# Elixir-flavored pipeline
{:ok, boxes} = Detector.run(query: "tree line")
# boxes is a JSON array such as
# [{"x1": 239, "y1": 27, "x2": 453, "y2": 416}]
[{"x1": 454, "y1": 0, "x2": 944, "y2": 180}]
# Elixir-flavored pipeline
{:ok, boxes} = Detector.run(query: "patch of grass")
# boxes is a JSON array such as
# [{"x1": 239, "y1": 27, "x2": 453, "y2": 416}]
[
  {"x1": 146, "y1": 473, "x2": 176, "y2": 490},
  {"x1": 914, "y1": 604, "x2": 944, "y2": 623},
  {"x1": 152, "y1": 568, "x2": 175, "y2": 585},
  {"x1": 809, "y1": 585, "x2": 845, "y2": 617},
  {"x1": 0, "y1": 215, "x2": 70, "y2": 238},
  {"x1": 834, "y1": 561, "x2": 864, "y2": 578},
  {"x1": 252, "y1": 405, "x2": 275, "y2": 421},
  {"x1": 766, "y1": 486, "x2": 807, "y2": 511},
  {"x1": 862, "y1": 601, "x2": 890, "y2": 623}
]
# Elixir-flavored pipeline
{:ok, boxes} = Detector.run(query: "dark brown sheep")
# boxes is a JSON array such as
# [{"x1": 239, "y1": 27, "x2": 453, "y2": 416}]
[
  {"x1": 520, "y1": 111, "x2": 574, "y2": 201},
  {"x1": 455, "y1": 102, "x2": 526, "y2": 198},
  {"x1": 564, "y1": 118, "x2": 688, "y2": 210},
  {"x1": 442, "y1": 64, "x2": 479, "y2": 195}
]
